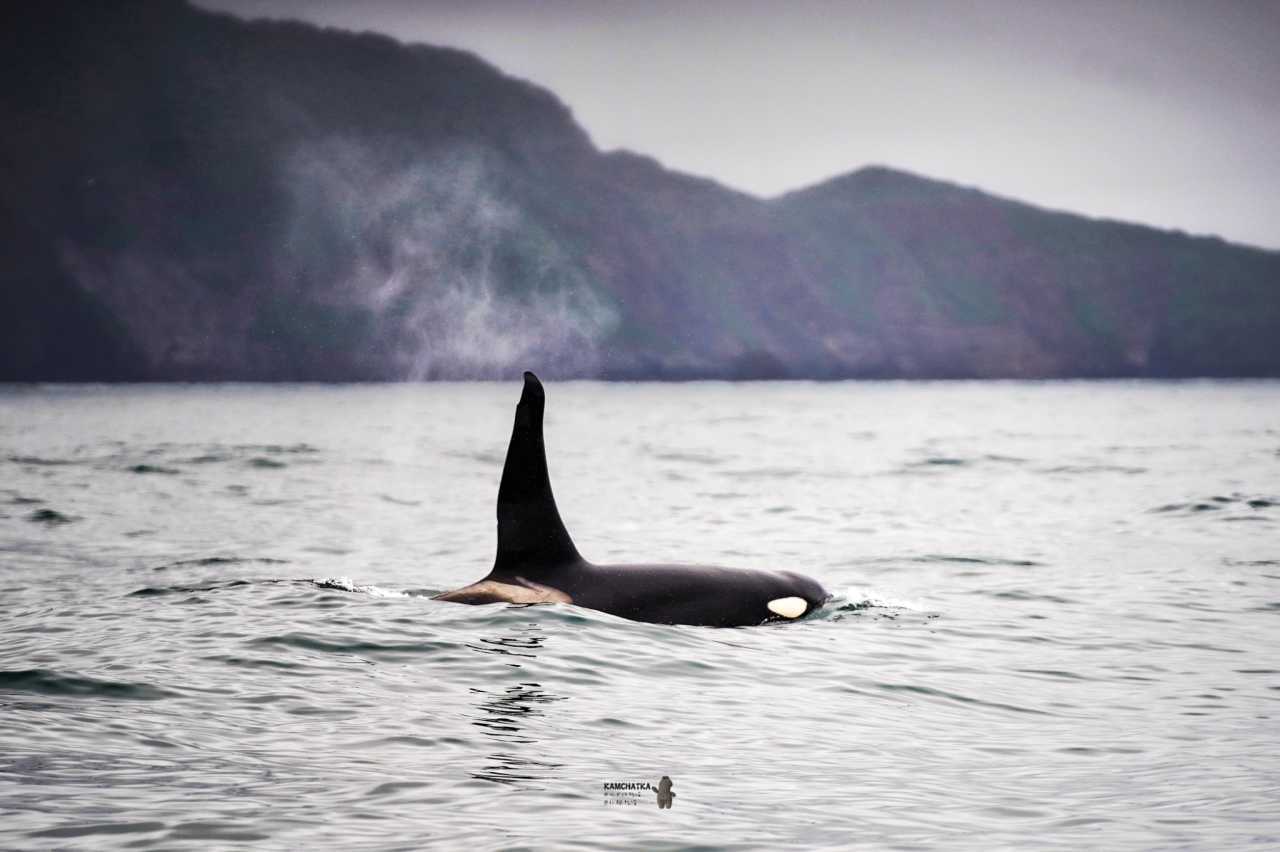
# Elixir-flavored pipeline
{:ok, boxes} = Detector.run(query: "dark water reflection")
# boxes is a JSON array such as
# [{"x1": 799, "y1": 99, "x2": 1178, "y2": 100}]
[{"x1": 466, "y1": 625, "x2": 568, "y2": 784}]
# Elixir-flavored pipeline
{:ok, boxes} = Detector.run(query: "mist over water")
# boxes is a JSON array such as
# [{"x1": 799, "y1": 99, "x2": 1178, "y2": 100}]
[
  {"x1": 283, "y1": 141, "x2": 617, "y2": 380},
  {"x1": 1, "y1": 381, "x2": 1278, "y2": 849}
]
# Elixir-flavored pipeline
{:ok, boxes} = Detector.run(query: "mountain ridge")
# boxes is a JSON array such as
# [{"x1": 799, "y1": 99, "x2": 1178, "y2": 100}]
[
  {"x1": 781, "y1": 165, "x2": 1272, "y2": 254},
  {"x1": 2, "y1": 0, "x2": 1277, "y2": 381}
]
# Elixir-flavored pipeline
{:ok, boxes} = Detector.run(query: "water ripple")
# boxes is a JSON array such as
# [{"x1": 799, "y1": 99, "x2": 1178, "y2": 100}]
[{"x1": 3, "y1": 381, "x2": 1279, "y2": 849}]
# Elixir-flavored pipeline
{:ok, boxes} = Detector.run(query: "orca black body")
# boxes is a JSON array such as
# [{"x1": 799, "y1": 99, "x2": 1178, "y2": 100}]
[{"x1": 435, "y1": 372, "x2": 829, "y2": 627}]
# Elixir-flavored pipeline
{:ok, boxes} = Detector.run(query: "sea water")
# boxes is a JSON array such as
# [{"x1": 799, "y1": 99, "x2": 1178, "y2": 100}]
[{"x1": 1, "y1": 381, "x2": 1278, "y2": 849}]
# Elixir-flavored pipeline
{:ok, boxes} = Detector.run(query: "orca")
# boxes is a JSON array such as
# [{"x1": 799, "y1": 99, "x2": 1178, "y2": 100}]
[{"x1": 434, "y1": 372, "x2": 829, "y2": 627}]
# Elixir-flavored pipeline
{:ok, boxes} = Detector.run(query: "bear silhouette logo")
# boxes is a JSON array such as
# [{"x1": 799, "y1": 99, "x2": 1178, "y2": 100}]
[{"x1": 654, "y1": 776, "x2": 675, "y2": 809}]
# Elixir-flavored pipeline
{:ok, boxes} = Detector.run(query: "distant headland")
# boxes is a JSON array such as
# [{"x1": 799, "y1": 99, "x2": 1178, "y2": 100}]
[{"x1": 3, "y1": 1, "x2": 1278, "y2": 381}]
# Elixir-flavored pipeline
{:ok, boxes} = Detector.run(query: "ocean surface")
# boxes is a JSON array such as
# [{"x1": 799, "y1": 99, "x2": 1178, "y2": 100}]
[{"x1": 1, "y1": 380, "x2": 1278, "y2": 850}]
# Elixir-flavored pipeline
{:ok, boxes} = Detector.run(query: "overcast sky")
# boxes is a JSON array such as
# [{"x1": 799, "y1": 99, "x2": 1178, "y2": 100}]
[{"x1": 197, "y1": 0, "x2": 1280, "y2": 250}]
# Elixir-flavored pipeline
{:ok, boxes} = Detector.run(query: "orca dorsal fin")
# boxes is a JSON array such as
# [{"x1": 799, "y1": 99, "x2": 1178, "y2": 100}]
[{"x1": 491, "y1": 372, "x2": 581, "y2": 575}]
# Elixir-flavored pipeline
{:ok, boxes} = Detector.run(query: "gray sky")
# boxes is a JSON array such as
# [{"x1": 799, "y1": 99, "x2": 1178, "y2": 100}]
[{"x1": 198, "y1": 0, "x2": 1280, "y2": 249}]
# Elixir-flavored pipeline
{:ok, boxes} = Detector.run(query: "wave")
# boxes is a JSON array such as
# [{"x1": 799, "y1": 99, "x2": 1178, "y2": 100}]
[
  {"x1": 26, "y1": 508, "x2": 79, "y2": 526},
  {"x1": 0, "y1": 669, "x2": 178, "y2": 700},
  {"x1": 128, "y1": 579, "x2": 254, "y2": 597},
  {"x1": 1151, "y1": 493, "x2": 1277, "y2": 517},
  {"x1": 153, "y1": 556, "x2": 289, "y2": 570}
]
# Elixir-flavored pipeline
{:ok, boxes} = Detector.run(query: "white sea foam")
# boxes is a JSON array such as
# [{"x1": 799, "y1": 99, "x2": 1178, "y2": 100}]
[
  {"x1": 313, "y1": 577, "x2": 409, "y2": 598},
  {"x1": 841, "y1": 586, "x2": 929, "y2": 611}
]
